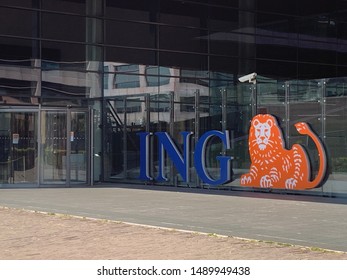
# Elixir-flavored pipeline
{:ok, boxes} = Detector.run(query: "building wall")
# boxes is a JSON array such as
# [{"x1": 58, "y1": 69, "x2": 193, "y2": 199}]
[{"x1": 0, "y1": 1, "x2": 347, "y2": 196}]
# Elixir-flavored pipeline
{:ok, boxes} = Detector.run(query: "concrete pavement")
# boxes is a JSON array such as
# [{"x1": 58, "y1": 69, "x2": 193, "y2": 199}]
[{"x1": 0, "y1": 185, "x2": 347, "y2": 252}]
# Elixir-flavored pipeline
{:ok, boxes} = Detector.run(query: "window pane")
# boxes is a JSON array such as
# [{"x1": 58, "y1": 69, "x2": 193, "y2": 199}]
[
  {"x1": 325, "y1": 78, "x2": 347, "y2": 175},
  {"x1": 106, "y1": 20, "x2": 156, "y2": 49},
  {"x1": 159, "y1": 1, "x2": 208, "y2": 27},
  {"x1": 0, "y1": 7, "x2": 36, "y2": 37},
  {"x1": 145, "y1": 66, "x2": 170, "y2": 86},
  {"x1": 159, "y1": 26, "x2": 208, "y2": 53},
  {"x1": 114, "y1": 74, "x2": 140, "y2": 89},
  {"x1": 42, "y1": 0, "x2": 87, "y2": 15},
  {"x1": 257, "y1": 0, "x2": 298, "y2": 15},
  {"x1": 0, "y1": 37, "x2": 39, "y2": 60},
  {"x1": 42, "y1": 13, "x2": 85, "y2": 43},
  {"x1": 159, "y1": 51, "x2": 207, "y2": 72},
  {"x1": 105, "y1": 47, "x2": 157, "y2": 66},
  {"x1": 105, "y1": 0, "x2": 155, "y2": 22},
  {"x1": 42, "y1": 41, "x2": 86, "y2": 66},
  {"x1": 149, "y1": 94, "x2": 170, "y2": 112},
  {"x1": 1, "y1": 0, "x2": 33, "y2": 8},
  {"x1": 114, "y1": 65, "x2": 140, "y2": 89}
]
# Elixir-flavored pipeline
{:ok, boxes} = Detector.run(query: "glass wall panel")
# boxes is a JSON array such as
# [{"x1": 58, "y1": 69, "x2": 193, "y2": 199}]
[
  {"x1": 0, "y1": 7, "x2": 36, "y2": 38},
  {"x1": 288, "y1": 80, "x2": 323, "y2": 192},
  {"x1": 298, "y1": 63, "x2": 337, "y2": 79},
  {"x1": 104, "y1": 95, "x2": 146, "y2": 182},
  {"x1": 209, "y1": 0, "x2": 252, "y2": 9},
  {"x1": 209, "y1": 56, "x2": 238, "y2": 76},
  {"x1": 41, "y1": 111, "x2": 67, "y2": 183},
  {"x1": 257, "y1": 44, "x2": 297, "y2": 62},
  {"x1": 159, "y1": 51, "x2": 208, "y2": 72},
  {"x1": 105, "y1": 0, "x2": 155, "y2": 22},
  {"x1": 41, "y1": 78, "x2": 88, "y2": 99},
  {"x1": 150, "y1": 92, "x2": 172, "y2": 185},
  {"x1": 256, "y1": 12, "x2": 298, "y2": 62},
  {"x1": 257, "y1": 60, "x2": 297, "y2": 80},
  {"x1": 91, "y1": 100, "x2": 102, "y2": 182},
  {"x1": 106, "y1": 20, "x2": 156, "y2": 49},
  {"x1": 288, "y1": 80, "x2": 322, "y2": 134},
  {"x1": 70, "y1": 111, "x2": 88, "y2": 183},
  {"x1": 256, "y1": 12, "x2": 297, "y2": 36},
  {"x1": 200, "y1": 87, "x2": 224, "y2": 187},
  {"x1": 114, "y1": 65, "x2": 140, "y2": 88},
  {"x1": 159, "y1": 1, "x2": 208, "y2": 28},
  {"x1": 42, "y1": 0, "x2": 86, "y2": 15},
  {"x1": 0, "y1": 60, "x2": 40, "y2": 99},
  {"x1": 42, "y1": 41, "x2": 86, "y2": 66},
  {"x1": 224, "y1": 83, "x2": 253, "y2": 181},
  {"x1": 298, "y1": 45, "x2": 337, "y2": 64},
  {"x1": 0, "y1": 111, "x2": 38, "y2": 185},
  {"x1": 325, "y1": 78, "x2": 347, "y2": 193},
  {"x1": 298, "y1": 0, "x2": 337, "y2": 17},
  {"x1": 105, "y1": 47, "x2": 157, "y2": 66},
  {"x1": 42, "y1": 40, "x2": 102, "y2": 99},
  {"x1": 297, "y1": 15, "x2": 337, "y2": 39},
  {"x1": 209, "y1": 33, "x2": 239, "y2": 57},
  {"x1": 42, "y1": 13, "x2": 85, "y2": 43},
  {"x1": 173, "y1": 85, "x2": 199, "y2": 187},
  {"x1": 145, "y1": 66, "x2": 171, "y2": 86},
  {"x1": 208, "y1": 5, "x2": 239, "y2": 31},
  {"x1": 337, "y1": 44, "x2": 347, "y2": 66},
  {"x1": 159, "y1": 26, "x2": 208, "y2": 53},
  {"x1": 257, "y1": 79, "x2": 287, "y2": 121},
  {"x1": 41, "y1": 98, "x2": 86, "y2": 107},
  {"x1": 336, "y1": 20, "x2": 347, "y2": 41},
  {"x1": 104, "y1": 97, "x2": 124, "y2": 180},
  {"x1": 337, "y1": 66, "x2": 347, "y2": 79},
  {"x1": 0, "y1": 37, "x2": 39, "y2": 60},
  {"x1": 123, "y1": 95, "x2": 146, "y2": 180},
  {"x1": 257, "y1": 0, "x2": 298, "y2": 15},
  {"x1": 1, "y1": 0, "x2": 34, "y2": 8}
]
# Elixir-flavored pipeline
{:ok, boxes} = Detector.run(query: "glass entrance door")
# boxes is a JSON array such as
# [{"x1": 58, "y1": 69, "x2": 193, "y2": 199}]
[
  {"x1": 0, "y1": 111, "x2": 38, "y2": 185},
  {"x1": 41, "y1": 109, "x2": 89, "y2": 185},
  {"x1": 69, "y1": 111, "x2": 88, "y2": 183}
]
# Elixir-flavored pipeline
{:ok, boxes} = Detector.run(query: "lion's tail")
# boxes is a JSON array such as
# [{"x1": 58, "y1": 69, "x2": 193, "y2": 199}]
[{"x1": 294, "y1": 122, "x2": 327, "y2": 188}]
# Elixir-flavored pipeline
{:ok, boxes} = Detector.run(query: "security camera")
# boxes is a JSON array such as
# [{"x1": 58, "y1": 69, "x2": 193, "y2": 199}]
[{"x1": 238, "y1": 72, "x2": 257, "y2": 84}]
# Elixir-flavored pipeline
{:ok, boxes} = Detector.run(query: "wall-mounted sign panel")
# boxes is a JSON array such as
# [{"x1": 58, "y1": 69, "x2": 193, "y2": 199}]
[
  {"x1": 137, "y1": 114, "x2": 328, "y2": 190},
  {"x1": 240, "y1": 114, "x2": 327, "y2": 190}
]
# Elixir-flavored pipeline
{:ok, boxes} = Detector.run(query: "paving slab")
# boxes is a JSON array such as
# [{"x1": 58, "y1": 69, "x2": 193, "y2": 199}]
[{"x1": 0, "y1": 185, "x2": 347, "y2": 252}]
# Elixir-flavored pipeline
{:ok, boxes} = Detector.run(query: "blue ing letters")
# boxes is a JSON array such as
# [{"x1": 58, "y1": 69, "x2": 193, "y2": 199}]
[{"x1": 137, "y1": 130, "x2": 232, "y2": 186}]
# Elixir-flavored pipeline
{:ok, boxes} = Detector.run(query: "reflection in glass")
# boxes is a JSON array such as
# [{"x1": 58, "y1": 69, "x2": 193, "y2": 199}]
[
  {"x1": 325, "y1": 78, "x2": 347, "y2": 177},
  {"x1": 70, "y1": 112, "x2": 88, "y2": 183},
  {"x1": 145, "y1": 66, "x2": 170, "y2": 86},
  {"x1": 41, "y1": 111, "x2": 67, "y2": 183},
  {"x1": 0, "y1": 112, "x2": 38, "y2": 184}
]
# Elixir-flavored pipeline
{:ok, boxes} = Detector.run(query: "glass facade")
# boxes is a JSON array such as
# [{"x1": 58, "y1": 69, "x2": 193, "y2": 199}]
[{"x1": 0, "y1": 0, "x2": 347, "y2": 196}]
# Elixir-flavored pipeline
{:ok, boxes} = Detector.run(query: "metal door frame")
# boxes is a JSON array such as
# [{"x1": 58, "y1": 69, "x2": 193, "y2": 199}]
[
  {"x1": 0, "y1": 106, "x2": 91, "y2": 187},
  {"x1": 39, "y1": 107, "x2": 91, "y2": 187}
]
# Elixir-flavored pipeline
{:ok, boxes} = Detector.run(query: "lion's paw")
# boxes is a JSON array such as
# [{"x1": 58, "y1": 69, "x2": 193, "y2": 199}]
[
  {"x1": 285, "y1": 178, "x2": 297, "y2": 189},
  {"x1": 240, "y1": 175, "x2": 252, "y2": 185},
  {"x1": 260, "y1": 175, "x2": 272, "y2": 188}
]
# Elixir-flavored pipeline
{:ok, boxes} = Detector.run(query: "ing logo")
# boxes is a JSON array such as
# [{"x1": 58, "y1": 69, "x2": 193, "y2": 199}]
[{"x1": 240, "y1": 114, "x2": 327, "y2": 190}]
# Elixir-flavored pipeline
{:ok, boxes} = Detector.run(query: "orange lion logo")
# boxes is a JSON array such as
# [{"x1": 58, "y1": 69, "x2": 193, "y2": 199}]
[{"x1": 240, "y1": 114, "x2": 327, "y2": 190}]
